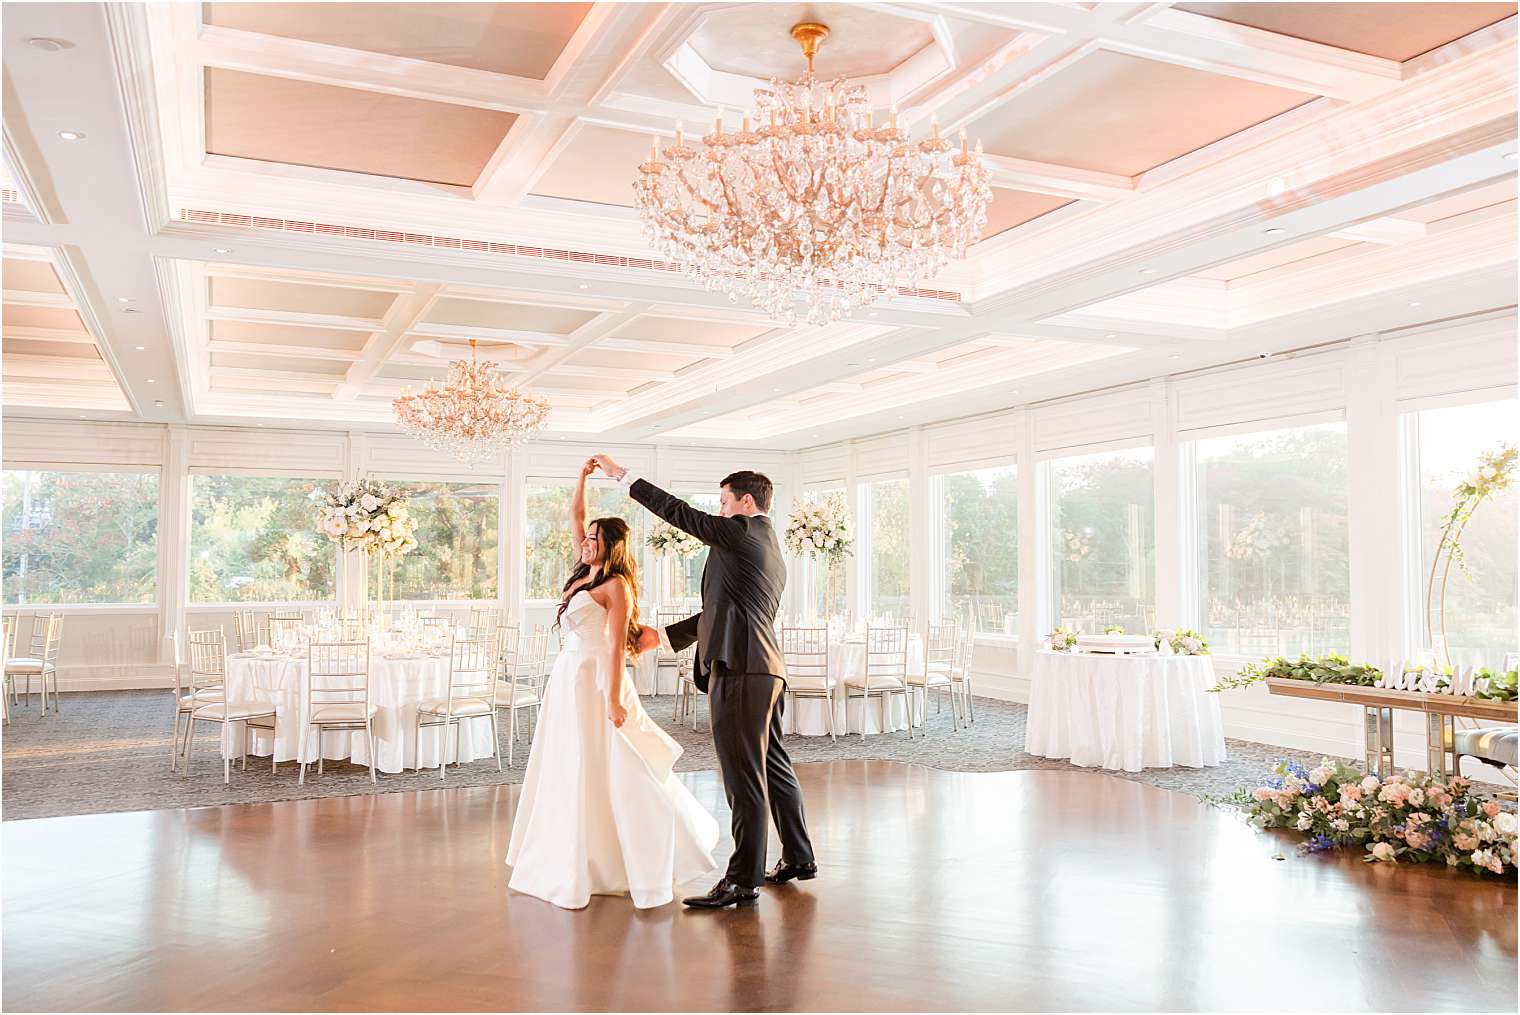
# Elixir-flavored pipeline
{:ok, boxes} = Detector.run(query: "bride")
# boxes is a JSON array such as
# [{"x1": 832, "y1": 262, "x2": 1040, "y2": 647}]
[{"x1": 505, "y1": 458, "x2": 719, "y2": 909}]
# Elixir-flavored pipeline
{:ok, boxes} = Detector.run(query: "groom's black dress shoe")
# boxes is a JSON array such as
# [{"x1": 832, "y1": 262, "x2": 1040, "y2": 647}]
[
  {"x1": 763, "y1": 859, "x2": 818, "y2": 885},
  {"x1": 682, "y1": 879, "x2": 759, "y2": 908}
]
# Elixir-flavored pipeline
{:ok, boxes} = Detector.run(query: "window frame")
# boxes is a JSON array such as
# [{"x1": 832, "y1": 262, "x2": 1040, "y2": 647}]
[
  {"x1": 927, "y1": 458, "x2": 1020, "y2": 642},
  {"x1": 185, "y1": 471, "x2": 339, "y2": 606}
]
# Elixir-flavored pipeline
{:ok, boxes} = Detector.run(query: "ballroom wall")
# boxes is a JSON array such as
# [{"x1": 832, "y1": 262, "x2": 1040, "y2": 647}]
[{"x1": 3, "y1": 309, "x2": 1515, "y2": 778}]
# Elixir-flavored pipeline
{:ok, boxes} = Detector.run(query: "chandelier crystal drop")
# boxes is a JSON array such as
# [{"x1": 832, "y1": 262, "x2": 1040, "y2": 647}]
[
  {"x1": 634, "y1": 22, "x2": 993, "y2": 326},
  {"x1": 392, "y1": 340, "x2": 551, "y2": 464}
]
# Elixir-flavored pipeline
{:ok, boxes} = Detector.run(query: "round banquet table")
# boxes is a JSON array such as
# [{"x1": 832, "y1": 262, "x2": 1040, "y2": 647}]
[
  {"x1": 1024, "y1": 650, "x2": 1226, "y2": 771},
  {"x1": 631, "y1": 651, "x2": 679, "y2": 696},
  {"x1": 221, "y1": 651, "x2": 497, "y2": 772},
  {"x1": 782, "y1": 635, "x2": 926, "y2": 736}
]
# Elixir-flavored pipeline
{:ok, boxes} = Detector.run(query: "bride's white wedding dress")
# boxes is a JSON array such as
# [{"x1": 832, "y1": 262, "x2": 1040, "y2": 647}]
[{"x1": 506, "y1": 589, "x2": 719, "y2": 909}]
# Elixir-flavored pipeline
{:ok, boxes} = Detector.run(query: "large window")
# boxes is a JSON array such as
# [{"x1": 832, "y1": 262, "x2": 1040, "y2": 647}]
[
  {"x1": 798, "y1": 486, "x2": 848, "y2": 618},
  {"x1": 1049, "y1": 448, "x2": 1154, "y2": 634},
  {"x1": 672, "y1": 490, "x2": 720, "y2": 604},
  {"x1": 866, "y1": 477, "x2": 910, "y2": 620},
  {"x1": 189, "y1": 475, "x2": 334, "y2": 602},
  {"x1": 934, "y1": 465, "x2": 1018, "y2": 635},
  {"x1": 1194, "y1": 423, "x2": 1349, "y2": 657},
  {"x1": 1409, "y1": 399, "x2": 1519, "y2": 668},
  {"x1": 525, "y1": 480, "x2": 648, "y2": 601},
  {"x1": 2, "y1": 470, "x2": 159, "y2": 604},
  {"x1": 387, "y1": 480, "x2": 499, "y2": 601}
]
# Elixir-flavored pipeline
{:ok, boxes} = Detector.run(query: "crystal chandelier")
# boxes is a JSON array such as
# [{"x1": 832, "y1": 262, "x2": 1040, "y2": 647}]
[
  {"x1": 635, "y1": 22, "x2": 993, "y2": 326},
  {"x1": 392, "y1": 340, "x2": 551, "y2": 464}
]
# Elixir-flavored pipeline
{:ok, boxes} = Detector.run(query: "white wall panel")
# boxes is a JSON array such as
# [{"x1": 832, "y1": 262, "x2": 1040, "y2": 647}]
[
  {"x1": 187, "y1": 427, "x2": 346, "y2": 475},
  {"x1": 1174, "y1": 350, "x2": 1347, "y2": 433},
  {"x1": 1388, "y1": 311, "x2": 1518, "y2": 404},
  {"x1": 799, "y1": 444, "x2": 848, "y2": 487},
  {"x1": 2, "y1": 419, "x2": 163, "y2": 468},
  {"x1": 1030, "y1": 387, "x2": 1153, "y2": 452},
  {"x1": 853, "y1": 432, "x2": 911, "y2": 478},
  {"x1": 925, "y1": 411, "x2": 1017, "y2": 469}
]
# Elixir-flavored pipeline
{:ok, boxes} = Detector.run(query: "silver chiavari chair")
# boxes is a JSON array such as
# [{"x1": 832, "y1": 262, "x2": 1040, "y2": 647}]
[
  {"x1": 6, "y1": 613, "x2": 64, "y2": 713},
  {"x1": 300, "y1": 640, "x2": 377, "y2": 785},
  {"x1": 495, "y1": 627, "x2": 547, "y2": 767},
  {"x1": 181, "y1": 629, "x2": 276, "y2": 784},
  {"x1": 1, "y1": 616, "x2": 13, "y2": 725},
  {"x1": 907, "y1": 621, "x2": 961, "y2": 732},
  {"x1": 782, "y1": 625, "x2": 835, "y2": 740},
  {"x1": 465, "y1": 606, "x2": 501, "y2": 640},
  {"x1": 169, "y1": 629, "x2": 227, "y2": 771},
  {"x1": 950, "y1": 627, "x2": 978, "y2": 725},
  {"x1": 845, "y1": 623, "x2": 911, "y2": 737},
  {"x1": 654, "y1": 608, "x2": 699, "y2": 724},
  {"x1": 417, "y1": 632, "x2": 500, "y2": 779},
  {"x1": 234, "y1": 609, "x2": 264, "y2": 652}
]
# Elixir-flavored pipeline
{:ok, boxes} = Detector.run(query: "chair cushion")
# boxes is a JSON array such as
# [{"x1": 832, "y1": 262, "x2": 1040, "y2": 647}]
[
  {"x1": 309, "y1": 702, "x2": 378, "y2": 723},
  {"x1": 6, "y1": 658, "x2": 44, "y2": 673},
  {"x1": 786, "y1": 675, "x2": 833, "y2": 692},
  {"x1": 417, "y1": 696, "x2": 493, "y2": 717},
  {"x1": 502, "y1": 686, "x2": 541, "y2": 707},
  {"x1": 177, "y1": 689, "x2": 225, "y2": 707},
  {"x1": 915, "y1": 671, "x2": 952, "y2": 687},
  {"x1": 845, "y1": 674, "x2": 906, "y2": 690},
  {"x1": 1455, "y1": 726, "x2": 1519, "y2": 768},
  {"x1": 192, "y1": 700, "x2": 275, "y2": 721}
]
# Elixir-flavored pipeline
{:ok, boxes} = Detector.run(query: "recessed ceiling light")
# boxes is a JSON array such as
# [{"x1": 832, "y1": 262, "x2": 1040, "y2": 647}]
[
  {"x1": 866, "y1": 357, "x2": 876, "y2": 362},
  {"x1": 28, "y1": 37, "x2": 71, "y2": 52},
  {"x1": 1409, "y1": 301, "x2": 1422, "y2": 307},
  {"x1": 78, "y1": 414, "x2": 87, "y2": 419},
  {"x1": 772, "y1": 387, "x2": 782, "y2": 392},
  {"x1": 117, "y1": 297, "x2": 133, "y2": 303},
  {"x1": 57, "y1": 130, "x2": 85, "y2": 142},
  {"x1": 1505, "y1": 152, "x2": 1518, "y2": 161},
  {"x1": 1140, "y1": 268, "x2": 1155, "y2": 275},
  {"x1": 213, "y1": 247, "x2": 232, "y2": 254},
  {"x1": 868, "y1": 312, "x2": 879, "y2": 317},
  {"x1": 1169, "y1": 354, "x2": 1181, "y2": 360},
  {"x1": 134, "y1": 345, "x2": 145, "y2": 351},
  {"x1": 153, "y1": 400, "x2": 165, "y2": 408},
  {"x1": 1266, "y1": 177, "x2": 1287, "y2": 197},
  {"x1": 146, "y1": 378, "x2": 156, "y2": 384},
  {"x1": 122, "y1": 307, "x2": 141, "y2": 314},
  {"x1": 1264, "y1": 227, "x2": 1285, "y2": 235},
  {"x1": 256, "y1": 423, "x2": 264, "y2": 427},
  {"x1": 578, "y1": 284, "x2": 589, "y2": 289},
  {"x1": 1105, "y1": 334, "x2": 1116, "y2": 340}
]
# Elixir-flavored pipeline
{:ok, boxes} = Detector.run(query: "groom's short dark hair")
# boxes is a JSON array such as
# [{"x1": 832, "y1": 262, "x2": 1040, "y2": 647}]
[{"x1": 721, "y1": 471, "x2": 773, "y2": 512}]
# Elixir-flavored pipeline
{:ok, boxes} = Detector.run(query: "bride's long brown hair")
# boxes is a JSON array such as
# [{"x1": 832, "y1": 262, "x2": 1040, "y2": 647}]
[{"x1": 556, "y1": 516, "x2": 641, "y2": 656}]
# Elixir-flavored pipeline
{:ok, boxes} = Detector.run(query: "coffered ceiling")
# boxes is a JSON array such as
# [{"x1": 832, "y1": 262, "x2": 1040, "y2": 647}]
[{"x1": 1, "y1": 2, "x2": 1515, "y2": 448}]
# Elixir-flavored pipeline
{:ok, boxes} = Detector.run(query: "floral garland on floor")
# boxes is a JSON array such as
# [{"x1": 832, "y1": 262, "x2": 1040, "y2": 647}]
[
  {"x1": 784, "y1": 494, "x2": 853, "y2": 564},
  {"x1": 646, "y1": 519, "x2": 703, "y2": 558},
  {"x1": 1221, "y1": 758, "x2": 1515, "y2": 875},
  {"x1": 316, "y1": 478, "x2": 418, "y2": 557}
]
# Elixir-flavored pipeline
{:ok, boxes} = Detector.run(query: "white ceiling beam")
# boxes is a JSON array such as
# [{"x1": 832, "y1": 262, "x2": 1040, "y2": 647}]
[
  {"x1": 2, "y1": 288, "x2": 74, "y2": 308},
  {"x1": 206, "y1": 338, "x2": 363, "y2": 362},
  {"x1": 337, "y1": 284, "x2": 443, "y2": 400},
  {"x1": 516, "y1": 304, "x2": 654, "y2": 386},
  {"x1": 408, "y1": 322, "x2": 572, "y2": 348},
  {"x1": 981, "y1": 155, "x2": 1134, "y2": 202},
  {"x1": 1326, "y1": 218, "x2": 1429, "y2": 245},
  {"x1": 204, "y1": 305, "x2": 385, "y2": 333},
  {"x1": 2, "y1": 326, "x2": 96, "y2": 344}
]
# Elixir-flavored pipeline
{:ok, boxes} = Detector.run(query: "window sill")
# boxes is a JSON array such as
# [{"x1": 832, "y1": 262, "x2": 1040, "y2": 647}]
[{"x1": 2, "y1": 603, "x2": 159, "y2": 615}]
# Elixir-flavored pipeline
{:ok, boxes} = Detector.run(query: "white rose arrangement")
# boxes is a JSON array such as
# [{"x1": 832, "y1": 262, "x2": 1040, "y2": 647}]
[
  {"x1": 646, "y1": 519, "x2": 703, "y2": 559},
  {"x1": 784, "y1": 494, "x2": 853, "y2": 566},
  {"x1": 316, "y1": 478, "x2": 418, "y2": 558},
  {"x1": 1154, "y1": 627, "x2": 1209, "y2": 655},
  {"x1": 1046, "y1": 626, "x2": 1079, "y2": 651}
]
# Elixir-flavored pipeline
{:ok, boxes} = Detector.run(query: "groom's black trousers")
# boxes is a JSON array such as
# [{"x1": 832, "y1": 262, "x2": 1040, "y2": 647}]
[{"x1": 707, "y1": 667, "x2": 816, "y2": 887}]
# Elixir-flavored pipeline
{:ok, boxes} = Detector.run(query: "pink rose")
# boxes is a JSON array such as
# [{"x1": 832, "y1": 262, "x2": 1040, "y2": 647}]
[
  {"x1": 1488, "y1": 856, "x2": 1506, "y2": 875},
  {"x1": 1482, "y1": 801, "x2": 1502, "y2": 818},
  {"x1": 1252, "y1": 787, "x2": 1273, "y2": 802},
  {"x1": 1340, "y1": 784, "x2": 1362, "y2": 803}
]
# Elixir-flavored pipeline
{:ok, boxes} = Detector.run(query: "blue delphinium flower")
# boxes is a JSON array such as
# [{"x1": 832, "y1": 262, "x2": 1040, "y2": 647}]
[{"x1": 1305, "y1": 834, "x2": 1334, "y2": 853}]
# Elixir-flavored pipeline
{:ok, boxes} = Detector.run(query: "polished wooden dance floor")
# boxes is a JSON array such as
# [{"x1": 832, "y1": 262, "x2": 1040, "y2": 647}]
[{"x1": 4, "y1": 761, "x2": 1515, "y2": 1012}]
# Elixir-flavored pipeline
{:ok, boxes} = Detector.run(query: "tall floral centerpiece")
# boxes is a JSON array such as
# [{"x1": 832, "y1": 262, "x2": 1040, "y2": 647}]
[
  {"x1": 647, "y1": 520, "x2": 704, "y2": 600},
  {"x1": 1427, "y1": 442, "x2": 1515, "y2": 667},
  {"x1": 785, "y1": 494, "x2": 853, "y2": 620},
  {"x1": 316, "y1": 479, "x2": 418, "y2": 626}
]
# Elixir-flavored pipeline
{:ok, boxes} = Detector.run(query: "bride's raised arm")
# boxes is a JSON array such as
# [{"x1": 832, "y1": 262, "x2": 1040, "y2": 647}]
[{"x1": 571, "y1": 458, "x2": 595, "y2": 547}]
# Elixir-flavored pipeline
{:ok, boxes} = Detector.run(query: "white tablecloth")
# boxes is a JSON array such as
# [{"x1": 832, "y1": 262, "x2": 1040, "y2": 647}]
[
  {"x1": 632, "y1": 652, "x2": 680, "y2": 696},
  {"x1": 1024, "y1": 650, "x2": 1225, "y2": 771},
  {"x1": 783, "y1": 635, "x2": 926, "y2": 736},
  {"x1": 221, "y1": 652, "x2": 497, "y2": 773}
]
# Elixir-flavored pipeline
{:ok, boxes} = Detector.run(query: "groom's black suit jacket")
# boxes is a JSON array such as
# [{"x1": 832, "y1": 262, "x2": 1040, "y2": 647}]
[{"x1": 629, "y1": 478, "x2": 786, "y2": 691}]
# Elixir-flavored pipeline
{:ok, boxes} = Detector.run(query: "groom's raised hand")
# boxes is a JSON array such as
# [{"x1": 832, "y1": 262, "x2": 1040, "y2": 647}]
[{"x1": 592, "y1": 453, "x2": 624, "y2": 480}]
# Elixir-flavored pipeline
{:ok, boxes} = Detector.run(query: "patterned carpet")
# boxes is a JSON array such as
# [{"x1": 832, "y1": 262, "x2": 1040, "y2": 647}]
[{"x1": 0, "y1": 689, "x2": 1340, "y2": 821}]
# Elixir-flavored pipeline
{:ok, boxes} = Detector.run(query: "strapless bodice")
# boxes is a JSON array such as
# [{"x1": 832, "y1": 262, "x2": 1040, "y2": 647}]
[{"x1": 560, "y1": 589, "x2": 610, "y2": 651}]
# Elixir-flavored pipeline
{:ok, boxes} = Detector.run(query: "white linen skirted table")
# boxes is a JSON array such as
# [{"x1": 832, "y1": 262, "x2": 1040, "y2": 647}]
[
  {"x1": 783, "y1": 635, "x2": 927, "y2": 736},
  {"x1": 221, "y1": 651, "x2": 497, "y2": 773},
  {"x1": 1024, "y1": 650, "x2": 1226, "y2": 771}
]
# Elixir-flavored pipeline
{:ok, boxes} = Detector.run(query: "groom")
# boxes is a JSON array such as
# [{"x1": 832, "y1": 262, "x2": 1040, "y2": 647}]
[{"x1": 592, "y1": 454, "x2": 817, "y2": 908}]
